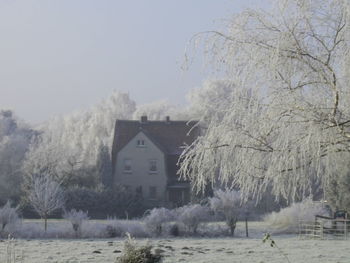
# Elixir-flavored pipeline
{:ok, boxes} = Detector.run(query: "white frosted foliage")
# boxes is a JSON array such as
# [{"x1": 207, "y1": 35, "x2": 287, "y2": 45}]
[
  {"x1": 23, "y1": 91, "x2": 136, "y2": 184},
  {"x1": 209, "y1": 189, "x2": 242, "y2": 236},
  {"x1": 264, "y1": 198, "x2": 329, "y2": 233},
  {"x1": 180, "y1": 0, "x2": 350, "y2": 202},
  {"x1": 28, "y1": 176, "x2": 65, "y2": 231}
]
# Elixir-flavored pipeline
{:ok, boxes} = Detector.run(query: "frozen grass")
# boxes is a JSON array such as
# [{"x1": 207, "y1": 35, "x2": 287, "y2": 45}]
[
  {"x1": 0, "y1": 235, "x2": 349, "y2": 262},
  {"x1": 0, "y1": 220, "x2": 349, "y2": 262}
]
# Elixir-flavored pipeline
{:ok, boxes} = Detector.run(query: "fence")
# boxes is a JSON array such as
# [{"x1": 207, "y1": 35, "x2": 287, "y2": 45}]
[{"x1": 299, "y1": 217, "x2": 350, "y2": 240}]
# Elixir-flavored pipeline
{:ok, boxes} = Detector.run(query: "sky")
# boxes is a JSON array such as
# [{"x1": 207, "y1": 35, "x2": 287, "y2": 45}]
[{"x1": 0, "y1": 0, "x2": 266, "y2": 124}]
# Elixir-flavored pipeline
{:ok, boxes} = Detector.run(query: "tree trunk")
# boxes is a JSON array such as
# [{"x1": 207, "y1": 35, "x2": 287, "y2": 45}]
[
  {"x1": 44, "y1": 215, "x2": 48, "y2": 232},
  {"x1": 230, "y1": 225, "x2": 236, "y2": 236},
  {"x1": 228, "y1": 218, "x2": 237, "y2": 236},
  {"x1": 245, "y1": 217, "x2": 248, "y2": 237}
]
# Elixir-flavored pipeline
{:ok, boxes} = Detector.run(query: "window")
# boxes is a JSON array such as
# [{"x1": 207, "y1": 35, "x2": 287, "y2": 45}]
[
  {"x1": 149, "y1": 186, "x2": 157, "y2": 199},
  {"x1": 123, "y1": 159, "x2": 132, "y2": 172},
  {"x1": 136, "y1": 186, "x2": 143, "y2": 197},
  {"x1": 149, "y1": 159, "x2": 157, "y2": 173},
  {"x1": 137, "y1": 139, "x2": 145, "y2": 147}
]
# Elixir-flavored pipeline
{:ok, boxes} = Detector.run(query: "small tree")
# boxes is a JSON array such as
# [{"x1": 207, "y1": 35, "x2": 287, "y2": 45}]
[
  {"x1": 0, "y1": 201, "x2": 19, "y2": 232},
  {"x1": 63, "y1": 209, "x2": 89, "y2": 237},
  {"x1": 28, "y1": 176, "x2": 64, "y2": 231},
  {"x1": 209, "y1": 189, "x2": 242, "y2": 236},
  {"x1": 176, "y1": 204, "x2": 209, "y2": 234},
  {"x1": 144, "y1": 208, "x2": 174, "y2": 236}
]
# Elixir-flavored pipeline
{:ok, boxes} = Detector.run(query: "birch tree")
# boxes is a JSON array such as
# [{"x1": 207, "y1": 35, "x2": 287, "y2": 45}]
[{"x1": 180, "y1": 0, "x2": 350, "y2": 203}]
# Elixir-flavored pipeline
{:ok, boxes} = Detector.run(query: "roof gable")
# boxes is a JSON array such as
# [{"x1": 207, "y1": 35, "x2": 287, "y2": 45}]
[
  {"x1": 112, "y1": 118, "x2": 199, "y2": 158},
  {"x1": 118, "y1": 130, "x2": 167, "y2": 154}
]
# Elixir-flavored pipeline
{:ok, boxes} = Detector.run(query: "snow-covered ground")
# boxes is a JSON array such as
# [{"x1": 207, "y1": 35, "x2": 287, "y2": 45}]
[{"x1": 1, "y1": 220, "x2": 349, "y2": 262}]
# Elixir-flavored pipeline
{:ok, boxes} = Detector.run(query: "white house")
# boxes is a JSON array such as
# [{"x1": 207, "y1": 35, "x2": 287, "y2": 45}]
[{"x1": 111, "y1": 116, "x2": 199, "y2": 207}]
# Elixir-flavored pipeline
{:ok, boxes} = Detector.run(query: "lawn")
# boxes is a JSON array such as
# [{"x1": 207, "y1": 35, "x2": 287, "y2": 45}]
[{"x1": 1, "y1": 220, "x2": 349, "y2": 262}]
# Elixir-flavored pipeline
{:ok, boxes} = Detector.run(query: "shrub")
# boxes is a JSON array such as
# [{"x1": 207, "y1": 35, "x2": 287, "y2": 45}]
[
  {"x1": 104, "y1": 220, "x2": 148, "y2": 238},
  {"x1": 169, "y1": 223, "x2": 179, "y2": 237},
  {"x1": 106, "y1": 224, "x2": 121, "y2": 238},
  {"x1": 264, "y1": 198, "x2": 329, "y2": 233},
  {"x1": 63, "y1": 209, "x2": 89, "y2": 237},
  {"x1": 116, "y1": 233, "x2": 162, "y2": 263},
  {"x1": 0, "y1": 201, "x2": 19, "y2": 232},
  {"x1": 209, "y1": 189, "x2": 242, "y2": 236},
  {"x1": 65, "y1": 186, "x2": 146, "y2": 219},
  {"x1": 144, "y1": 208, "x2": 174, "y2": 236},
  {"x1": 176, "y1": 204, "x2": 209, "y2": 234}
]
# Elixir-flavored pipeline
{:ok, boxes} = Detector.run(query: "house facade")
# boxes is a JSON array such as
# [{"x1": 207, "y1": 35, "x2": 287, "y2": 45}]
[{"x1": 111, "y1": 116, "x2": 199, "y2": 207}]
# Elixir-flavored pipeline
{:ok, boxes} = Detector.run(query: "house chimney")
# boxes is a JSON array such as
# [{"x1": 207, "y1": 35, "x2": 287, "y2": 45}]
[
  {"x1": 165, "y1": 116, "x2": 170, "y2": 123},
  {"x1": 141, "y1": 115, "x2": 148, "y2": 123}
]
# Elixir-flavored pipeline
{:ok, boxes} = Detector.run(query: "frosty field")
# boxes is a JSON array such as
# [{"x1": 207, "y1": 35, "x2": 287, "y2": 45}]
[
  {"x1": 2, "y1": 236, "x2": 350, "y2": 263},
  {"x1": 2, "y1": 220, "x2": 349, "y2": 263}
]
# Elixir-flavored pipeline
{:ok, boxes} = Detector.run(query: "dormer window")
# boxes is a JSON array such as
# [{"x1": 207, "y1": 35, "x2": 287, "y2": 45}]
[{"x1": 137, "y1": 139, "x2": 145, "y2": 147}]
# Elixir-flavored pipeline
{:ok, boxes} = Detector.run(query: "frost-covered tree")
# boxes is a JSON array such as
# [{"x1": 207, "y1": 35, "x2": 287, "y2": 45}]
[
  {"x1": 96, "y1": 143, "x2": 112, "y2": 186},
  {"x1": 180, "y1": 0, "x2": 350, "y2": 203},
  {"x1": 326, "y1": 172, "x2": 350, "y2": 212},
  {"x1": 0, "y1": 110, "x2": 36, "y2": 202},
  {"x1": 132, "y1": 100, "x2": 185, "y2": 121},
  {"x1": 209, "y1": 189, "x2": 242, "y2": 236},
  {"x1": 28, "y1": 176, "x2": 65, "y2": 231},
  {"x1": 23, "y1": 91, "x2": 136, "y2": 188},
  {"x1": 186, "y1": 79, "x2": 238, "y2": 124}
]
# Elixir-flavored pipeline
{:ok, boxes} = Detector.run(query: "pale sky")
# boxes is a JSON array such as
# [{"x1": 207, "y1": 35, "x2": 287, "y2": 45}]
[{"x1": 0, "y1": 0, "x2": 266, "y2": 123}]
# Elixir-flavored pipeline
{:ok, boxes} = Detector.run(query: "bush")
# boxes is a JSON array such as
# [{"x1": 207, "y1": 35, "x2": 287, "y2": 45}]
[
  {"x1": 176, "y1": 204, "x2": 209, "y2": 234},
  {"x1": 144, "y1": 208, "x2": 174, "y2": 236},
  {"x1": 209, "y1": 189, "x2": 242, "y2": 236},
  {"x1": 0, "y1": 201, "x2": 19, "y2": 232},
  {"x1": 104, "y1": 220, "x2": 148, "y2": 238},
  {"x1": 105, "y1": 224, "x2": 121, "y2": 238},
  {"x1": 63, "y1": 209, "x2": 89, "y2": 237},
  {"x1": 116, "y1": 234, "x2": 162, "y2": 263},
  {"x1": 169, "y1": 223, "x2": 179, "y2": 237},
  {"x1": 65, "y1": 186, "x2": 146, "y2": 219},
  {"x1": 264, "y1": 198, "x2": 329, "y2": 233}
]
